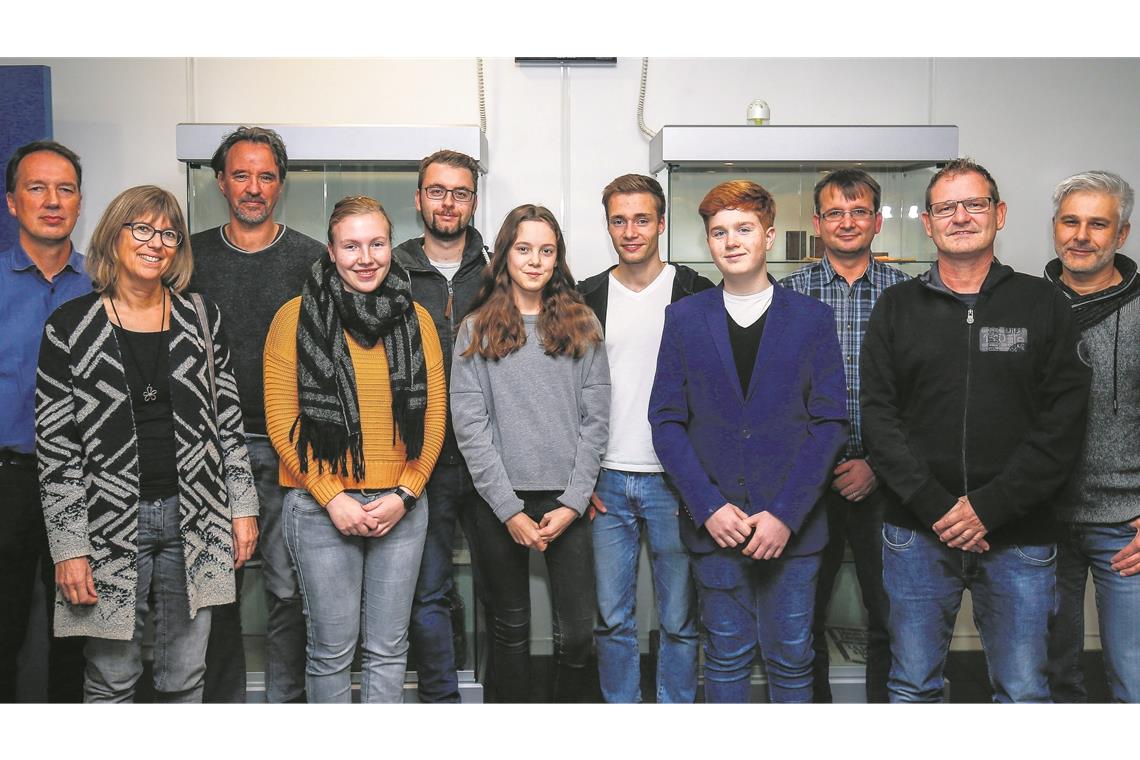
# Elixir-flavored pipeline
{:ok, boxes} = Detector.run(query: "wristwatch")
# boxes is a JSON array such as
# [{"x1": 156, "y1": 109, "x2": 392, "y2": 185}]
[{"x1": 397, "y1": 488, "x2": 419, "y2": 512}]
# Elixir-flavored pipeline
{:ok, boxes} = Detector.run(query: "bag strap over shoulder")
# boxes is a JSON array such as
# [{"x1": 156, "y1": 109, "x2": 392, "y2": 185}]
[{"x1": 190, "y1": 293, "x2": 219, "y2": 423}]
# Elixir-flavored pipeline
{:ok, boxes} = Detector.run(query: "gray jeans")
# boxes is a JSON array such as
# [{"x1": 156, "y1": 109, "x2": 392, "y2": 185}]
[
  {"x1": 284, "y1": 488, "x2": 428, "y2": 703},
  {"x1": 84, "y1": 495, "x2": 212, "y2": 703}
]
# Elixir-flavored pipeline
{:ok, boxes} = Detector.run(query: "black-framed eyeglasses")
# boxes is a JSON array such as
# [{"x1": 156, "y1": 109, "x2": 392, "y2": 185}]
[
  {"x1": 927, "y1": 196, "x2": 994, "y2": 218},
  {"x1": 123, "y1": 222, "x2": 183, "y2": 247},
  {"x1": 819, "y1": 208, "x2": 875, "y2": 223},
  {"x1": 420, "y1": 186, "x2": 476, "y2": 203}
]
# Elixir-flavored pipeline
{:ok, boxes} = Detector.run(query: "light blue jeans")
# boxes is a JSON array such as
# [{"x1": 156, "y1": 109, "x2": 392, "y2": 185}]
[
  {"x1": 84, "y1": 495, "x2": 213, "y2": 703},
  {"x1": 284, "y1": 488, "x2": 427, "y2": 703},
  {"x1": 591, "y1": 468, "x2": 698, "y2": 703},
  {"x1": 882, "y1": 522, "x2": 1056, "y2": 703},
  {"x1": 1048, "y1": 520, "x2": 1140, "y2": 703}
]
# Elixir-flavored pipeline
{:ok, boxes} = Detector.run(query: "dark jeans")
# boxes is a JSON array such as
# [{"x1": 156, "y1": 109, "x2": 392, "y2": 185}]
[
  {"x1": 1048, "y1": 520, "x2": 1140, "y2": 703},
  {"x1": 204, "y1": 436, "x2": 306, "y2": 703},
  {"x1": 811, "y1": 487, "x2": 890, "y2": 703},
  {"x1": 409, "y1": 462, "x2": 484, "y2": 702},
  {"x1": 474, "y1": 492, "x2": 595, "y2": 703},
  {"x1": 691, "y1": 547, "x2": 821, "y2": 703},
  {"x1": 0, "y1": 454, "x2": 84, "y2": 702}
]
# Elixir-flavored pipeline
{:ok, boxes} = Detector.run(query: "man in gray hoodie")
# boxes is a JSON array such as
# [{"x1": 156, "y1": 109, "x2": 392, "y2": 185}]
[
  {"x1": 1044, "y1": 170, "x2": 1140, "y2": 703},
  {"x1": 393, "y1": 149, "x2": 490, "y2": 702}
]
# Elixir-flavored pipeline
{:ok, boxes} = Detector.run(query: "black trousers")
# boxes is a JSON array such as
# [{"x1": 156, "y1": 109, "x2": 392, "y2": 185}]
[
  {"x1": 811, "y1": 486, "x2": 891, "y2": 703},
  {"x1": 0, "y1": 454, "x2": 85, "y2": 702}
]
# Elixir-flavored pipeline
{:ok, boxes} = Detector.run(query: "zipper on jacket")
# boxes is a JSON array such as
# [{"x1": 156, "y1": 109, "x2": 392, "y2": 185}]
[
  {"x1": 961, "y1": 306, "x2": 974, "y2": 493},
  {"x1": 445, "y1": 279, "x2": 455, "y2": 330}
]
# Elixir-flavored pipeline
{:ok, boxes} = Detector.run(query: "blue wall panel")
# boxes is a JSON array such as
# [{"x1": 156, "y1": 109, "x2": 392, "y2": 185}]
[{"x1": 1, "y1": 65, "x2": 53, "y2": 250}]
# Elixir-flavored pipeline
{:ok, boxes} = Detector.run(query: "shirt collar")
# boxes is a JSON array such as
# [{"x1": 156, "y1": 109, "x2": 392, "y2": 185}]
[
  {"x1": 819, "y1": 253, "x2": 875, "y2": 285},
  {"x1": 6, "y1": 240, "x2": 82, "y2": 275}
]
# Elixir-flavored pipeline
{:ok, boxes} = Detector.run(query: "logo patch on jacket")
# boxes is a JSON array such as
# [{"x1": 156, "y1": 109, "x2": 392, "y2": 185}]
[{"x1": 978, "y1": 326, "x2": 1028, "y2": 352}]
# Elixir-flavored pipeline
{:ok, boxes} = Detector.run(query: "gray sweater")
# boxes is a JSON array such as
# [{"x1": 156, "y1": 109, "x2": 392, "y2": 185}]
[
  {"x1": 1056, "y1": 297, "x2": 1140, "y2": 524},
  {"x1": 451, "y1": 314, "x2": 610, "y2": 522},
  {"x1": 188, "y1": 225, "x2": 325, "y2": 434}
]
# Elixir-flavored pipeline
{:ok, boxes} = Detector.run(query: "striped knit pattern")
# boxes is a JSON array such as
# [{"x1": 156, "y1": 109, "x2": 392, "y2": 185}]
[
  {"x1": 36, "y1": 291, "x2": 259, "y2": 640},
  {"x1": 264, "y1": 297, "x2": 447, "y2": 507}
]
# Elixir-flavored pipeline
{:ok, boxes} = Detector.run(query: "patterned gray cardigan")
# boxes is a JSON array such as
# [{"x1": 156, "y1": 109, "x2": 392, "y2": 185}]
[{"x1": 36, "y1": 291, "x2": 259, "y2": 640}]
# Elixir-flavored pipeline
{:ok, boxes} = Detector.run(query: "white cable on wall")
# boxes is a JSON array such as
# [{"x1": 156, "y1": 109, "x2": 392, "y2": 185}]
[
  {"x1": 637, "y1": 57, "x2": 656, "y2": 139},
  {"x1": 476, "y1": 58, "x2": 487, "y2": 135}
]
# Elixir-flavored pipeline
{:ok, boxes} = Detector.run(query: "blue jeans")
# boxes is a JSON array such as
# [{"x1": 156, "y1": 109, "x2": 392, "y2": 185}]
[
  {"x1": 1048, "y1": 520, "x2": 1140, "y2": 703},
  {"x1": 283, "y1": 488, "x2": 427, "y2": 703},
  {"x1": 409, "y1": 462, "x2": 483, "y2": 702},
  {"x1": 812, "y1": 487, "x2": 890, "y2": 703},
  {"x1": 592, "y1": 468, "x2": 697, "y2": 703},
  {"x1": 474, "y1": 492, "x2": 595, "y2": 703},
  {"x1": 691, "y1": 549, "x2": 821, "y2": 703},
  {"x1": 882, "y1": 522, "x2": 1056, "y2": 703},
  {"x1": 84, "y1": 495, "x2": 213, "y2": 703}
]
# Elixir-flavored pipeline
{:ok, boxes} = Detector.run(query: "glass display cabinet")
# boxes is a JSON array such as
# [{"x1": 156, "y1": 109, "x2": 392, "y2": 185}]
[
  {"x1": 651, "y1": 125, "x2": 959, "y2": 702},
  {"x1": 177, "y1": 123, "x2": 488, "y2": 702},
  {"x1": 650, "y1": 125, "x2": 959, "y2": 284}
]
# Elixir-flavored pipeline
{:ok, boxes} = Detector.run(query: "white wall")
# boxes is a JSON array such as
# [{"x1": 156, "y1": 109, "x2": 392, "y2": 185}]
[
  {"x1": 10, "y1": 57, "x2": 1139, "y2": 275},
  {"x1": 11, "y1": 56, "x2": 1133, "y2": 655}
]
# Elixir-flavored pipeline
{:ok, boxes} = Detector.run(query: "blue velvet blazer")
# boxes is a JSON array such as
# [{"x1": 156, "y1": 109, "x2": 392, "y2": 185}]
[{"x1": 649, "y1": 283, "x2": 848, "y2": 556}]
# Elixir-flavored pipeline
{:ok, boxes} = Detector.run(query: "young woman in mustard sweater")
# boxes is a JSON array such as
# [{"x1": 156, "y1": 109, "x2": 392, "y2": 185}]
[{"x1": 264, "y1": 196, "x2": 446, "y2": 703}]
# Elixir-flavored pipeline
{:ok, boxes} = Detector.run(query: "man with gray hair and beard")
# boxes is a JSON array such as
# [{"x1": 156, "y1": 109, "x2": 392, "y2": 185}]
[
  {"x1": 1044, "y1": 170, "x2": 1140, "y2": 703},
  {"x1": 190, "y1": 126, "x2": 325, "y2": 702}
]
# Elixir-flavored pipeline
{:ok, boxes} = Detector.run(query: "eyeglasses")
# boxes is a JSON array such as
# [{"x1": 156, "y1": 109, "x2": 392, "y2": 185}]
[
  {"x1": 123, "y1": 222, "x2": 183, "y2": 247},
  {"x1": 819, "y1": 208, "x2": 875, "y2": 223},
  {"x1": 420, "y1": 185, "x2": 475, "y2": 203},
  {"x1": 927, "y1": 196, "x2": 994, "y2": 218}
]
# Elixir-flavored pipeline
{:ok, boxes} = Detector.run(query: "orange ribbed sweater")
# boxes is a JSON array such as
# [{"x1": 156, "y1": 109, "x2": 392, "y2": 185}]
[{"x1": 263, "y1": 296, "x2": 446, "y2": 506}]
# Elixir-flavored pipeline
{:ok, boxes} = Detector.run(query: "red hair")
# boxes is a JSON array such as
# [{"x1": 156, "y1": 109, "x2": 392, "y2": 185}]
[{"x1": 698, "y1": 180, "x2": 776, "y2": 229}]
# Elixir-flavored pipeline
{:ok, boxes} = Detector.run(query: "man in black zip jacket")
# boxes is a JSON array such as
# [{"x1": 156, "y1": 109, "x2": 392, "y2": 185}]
[
  {"x1": 393, "y1": 150, "x2": 490, "y2": 703},
  {"x1": 861, "y1": 159, "x2": 1091, "y2": 703},
  {"x1": 577, "y1": 174, "x2": 714, "y2": 703}
]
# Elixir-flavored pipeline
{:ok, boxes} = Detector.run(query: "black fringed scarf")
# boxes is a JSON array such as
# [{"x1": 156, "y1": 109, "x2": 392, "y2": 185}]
[{"x1": 291, "y1": 258, "x2": 427, "y2": 480}]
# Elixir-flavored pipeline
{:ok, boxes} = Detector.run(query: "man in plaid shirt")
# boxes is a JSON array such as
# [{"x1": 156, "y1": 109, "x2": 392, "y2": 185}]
[{"x1": 779, "y1": 169, "x2": 909, "y2": 702}]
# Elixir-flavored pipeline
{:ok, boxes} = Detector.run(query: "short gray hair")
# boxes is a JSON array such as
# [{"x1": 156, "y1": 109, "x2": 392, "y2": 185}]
[{"x1": 1052, "y1": 170, "x2": 1134, "y2": 227}]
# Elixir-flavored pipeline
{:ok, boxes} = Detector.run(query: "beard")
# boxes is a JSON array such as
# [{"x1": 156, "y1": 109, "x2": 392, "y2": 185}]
[
  {"x1": 423, "y1": 210, "x2": 468, "y2": 242},
  {"x1": 233, "y1": 198, "x2": 272, "y2": 226}
]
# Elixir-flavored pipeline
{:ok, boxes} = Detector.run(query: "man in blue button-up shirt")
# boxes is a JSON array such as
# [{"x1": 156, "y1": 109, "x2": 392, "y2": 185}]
[
  {"x1": 1, "y1": 140, "x2": 91, "y2": 702},
  {"x1": 780, "y1": 169, "x2": 909, "y2": 703}
]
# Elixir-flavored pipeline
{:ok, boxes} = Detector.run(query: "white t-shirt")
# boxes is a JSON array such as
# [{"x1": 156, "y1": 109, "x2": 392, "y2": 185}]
[
  {"x1": 429, "y1": 258, "x2": 462, "y2": 282},
  {"x1": 602, "y1": 265, "x2": 677, "y2": 472},
  {"x1": 723, "y1": 286, "x2": 774, "y2": 327}
]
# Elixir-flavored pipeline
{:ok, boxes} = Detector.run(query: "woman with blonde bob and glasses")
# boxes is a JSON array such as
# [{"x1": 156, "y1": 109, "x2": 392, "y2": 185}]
[
  {"x1": 264, "y1": 195, "x2": 445, "y2": 702},
  {"x1": 451, "y1": 204, "x2": 610, "y2": 702},
  {"x1": 35, "y1": 185, "x2": 259, "y2": 702}
]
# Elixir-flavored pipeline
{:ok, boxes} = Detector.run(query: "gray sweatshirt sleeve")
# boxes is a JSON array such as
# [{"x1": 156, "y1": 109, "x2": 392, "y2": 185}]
[
  {"x1": 450, "y1": 320, "x2": 526, "y2": 523},
  {"x1": 557, "y1": 329, "x2": 611, "y2": 514}
]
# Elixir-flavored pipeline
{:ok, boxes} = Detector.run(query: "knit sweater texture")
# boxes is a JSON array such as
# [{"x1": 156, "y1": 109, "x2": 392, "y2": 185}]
[
  {"x1": 1055, "y1": 297, "x2": 1140, "y2": 523},
  {"x1": 189, "y1": 225, "x2": 325, "y2": 435},
  {"x1": 263, "y1": 297, "x2": 446, "y2": 506},
  {"x1": 450, "y1": 314, "x2": 611, "y2": 523}
]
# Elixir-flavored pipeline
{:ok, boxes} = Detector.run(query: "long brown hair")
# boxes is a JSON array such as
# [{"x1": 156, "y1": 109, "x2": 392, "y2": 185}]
[{"x1": 463, "y1": 204, "x2": 600, "y2": 360}]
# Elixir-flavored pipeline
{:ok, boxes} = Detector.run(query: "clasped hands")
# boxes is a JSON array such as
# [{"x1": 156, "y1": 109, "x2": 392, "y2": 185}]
[
  {"x1": 705, "y1": 504, "x2": 790, "y2": 560},
  {"x1": 327, "y1": 490, "x2": 409, "y2": 538},
  {"x1": 507, "y1": 506, "x2": 578, "y2": 552},
  {"x1": 932, "y1": 495, "x2": 990, "y2": 553}
]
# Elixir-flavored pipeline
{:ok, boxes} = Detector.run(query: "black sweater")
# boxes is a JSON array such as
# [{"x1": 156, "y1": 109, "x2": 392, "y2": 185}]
[
  {"x1": 393, "y1": 228, "x2": 490, "y2": 465},
  {"x1": 860, "y1": 261, "x2": 1091, "y2": 545}
]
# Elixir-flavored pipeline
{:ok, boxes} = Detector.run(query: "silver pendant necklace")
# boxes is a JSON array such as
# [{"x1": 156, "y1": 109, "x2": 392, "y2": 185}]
[{"x1": 110, "y1": 288, "x2": 167, "y2": 403}]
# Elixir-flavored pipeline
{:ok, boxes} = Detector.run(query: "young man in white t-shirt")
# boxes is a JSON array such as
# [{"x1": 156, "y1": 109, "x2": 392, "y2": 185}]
[{"x1": 577, "y1": 174, "x2": 714, "y2": 702}]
